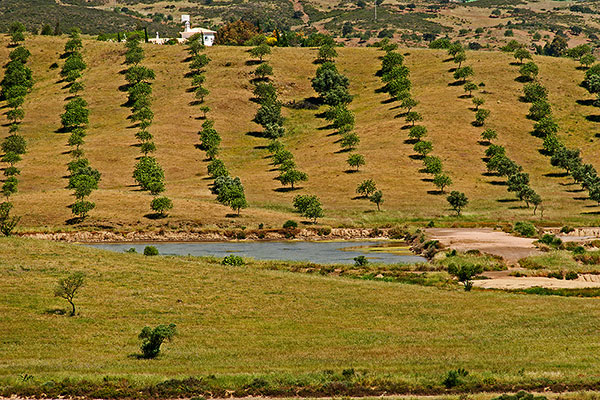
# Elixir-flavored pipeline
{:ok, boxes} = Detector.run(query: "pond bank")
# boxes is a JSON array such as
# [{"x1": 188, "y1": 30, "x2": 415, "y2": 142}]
[{"x1": 21, "y1": 227, "x2": 395, "y2": 243}]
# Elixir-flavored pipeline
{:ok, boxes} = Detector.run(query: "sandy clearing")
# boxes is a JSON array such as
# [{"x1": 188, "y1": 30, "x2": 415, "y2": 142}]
[
  {"x1": 426, "y1": 228, "x2": 540, "y2": 263},
  {"x1": 475, "y1": 274, "x2": 600, "y2": 289}
]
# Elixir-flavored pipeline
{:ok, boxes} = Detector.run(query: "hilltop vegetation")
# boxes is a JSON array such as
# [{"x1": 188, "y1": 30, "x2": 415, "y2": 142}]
[{"x1": 3, "y1": 34, "x2": 600, "y2": 231}]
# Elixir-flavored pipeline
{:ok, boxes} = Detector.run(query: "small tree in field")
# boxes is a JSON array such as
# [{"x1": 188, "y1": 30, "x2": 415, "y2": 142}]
[
  {"x1": 448, "y1": 263, "x2": 483, "y2": 291},
  {"x1": 481, "y1": 128, "x2": 497, "y2": 143},
  {"x1": 356, "y1": 179, "x2": 377, "y2": 197},
  {"x1": 347, "y1": 153, "x2": 366, "y2": 171},
  {"x1": 254, "y1": 63, "x2": 273, "y2": 80},
  {"x1": 514, "y1": 48, "x2": 531, "y2": 64},
  {"x1": 447, "y1": 190, "x2": 468, "y2": 216},
  {"x1": 318, "y1": 44, "x2": 338, "y2": 62},
  {"x1": 519, "y1": 61, "x2": 538, "y2": 80},
  {"x1": 400, "y1": 97, "x2": 418, "y2": 113},
  {"x1": 433, "y1": 173, "x2": 452, "y2": 193},
  {"x1": 463, "y1": 82, "x2": 478, "y2": 97},
  {"x1": 250, "y1": 43, "x2": 271, "y2": 61},
  {"x1": 474, "y1": 108, "x2": 490, "y2": 126},
  {"x1": 151, "y1": 196, "x2": 173, "y2": 216},
  {"x1": 414, "y1": 140, "x2": 433, "y2": 157},
  {"x1": 340, "y1": 132, "x2": 360, "y2": 151},
  {"x1": 54, "y1": 272, "x2": 85, "y2": 316},
  {"x1": 139, "y1": 323, "x2": 177, "y2": 359},
  {"x1": 369, "y1": 190, "x2": 384, "y2": 211},
  {"x1": 409, "y1": 125, "x2": 427, "y2": 141},
  {"x1": 472, "y1": 97, "x2": 485, "y2": 110},
  {"x1": 293, "y1": 194, "x2": 324, "y2": 223},
  {"x1": 453, "y1": 66, "x2": 474, "y2": 83},
  {"x1": 405, "y1": 111, "x2": 423, "y2": 126},
  {"x1": 581, "y1": 53, "x2": 595, "y2": 69},
  {"x1": 453, "y1": 51, "x2": 466, "y2": 68}
]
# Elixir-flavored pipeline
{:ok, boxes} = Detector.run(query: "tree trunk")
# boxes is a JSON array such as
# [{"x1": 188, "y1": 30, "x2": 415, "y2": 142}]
[{"x1": 69, "y1": 300, "x2": 75, "y2": 316}]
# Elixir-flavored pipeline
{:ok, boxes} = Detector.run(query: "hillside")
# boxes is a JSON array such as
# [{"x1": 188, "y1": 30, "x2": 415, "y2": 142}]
[
  {"x1": 2, "y1": 237, "x2": 600, "y2": 393},
  {"x1": 3, "y1": 35, "x2": 600, "y2": 231}
]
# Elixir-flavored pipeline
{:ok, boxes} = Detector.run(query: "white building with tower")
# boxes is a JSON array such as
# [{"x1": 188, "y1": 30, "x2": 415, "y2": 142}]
[{"x1": 179, "y1": 15, "x2": 216, "y2": 46}]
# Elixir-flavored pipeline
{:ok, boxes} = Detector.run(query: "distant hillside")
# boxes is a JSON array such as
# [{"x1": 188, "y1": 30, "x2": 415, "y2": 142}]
[
  {"x1": 0, "y1": 0, "x2": 179, "y2": 36},
  {"x1": 3, "y1": 35, "x2": 600, "y2": 231}
]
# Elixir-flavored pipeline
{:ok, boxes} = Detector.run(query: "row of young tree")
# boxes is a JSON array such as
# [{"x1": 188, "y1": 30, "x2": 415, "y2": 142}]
[
  {"x1": 124, "y1": 34, "x2": 173, "y2": 217},
  {"x1": 312, "y1": 44, "x2": 383, "y2": 211},
  {"x1": 449, "y1": 42, "x2": 543, "y2": 214},
  {"x1": 249, "y1": 43, "x2": 309, "y2": 191},
  {"x1": 192, "y1": 35, "x2": 248, "y2": 216},
  {"x1": 59, "y1": 29, "x2": 101, "y2": 221},
  {"x1": 0, "y1": 23, "x2": 32, "y2": 234},
  {"x1": 516, "y1": 53, "x2": 600, "y2": 206},
  {"x1": 378, "y1": 46, "x2": 466, "y2": 214}
]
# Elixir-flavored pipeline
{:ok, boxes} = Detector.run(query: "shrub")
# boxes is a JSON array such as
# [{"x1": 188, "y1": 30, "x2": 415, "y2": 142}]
[
  {"x1": 143, "y1": 246, "x2": 159, "y2": 256},
  {"x1": 513, "y1": 221, "x2": 537, "y2": 237},
  {"x1": 538, "y1": 234, "x2": 562, "y2": 248},
  {"x1": 547, "y1": 271, "x2": 563, "y2": 279},
  {"x1": 138, "y1": 323, "x2": 176, "y2": 359},
  {"x1": 318, "y1": 226, "x2": 332, "y2": 236},
  {"x1": 283, "y1": 220, "x2": 298, "y2": 229},
  {"x1": 560, "y1": 225, "x2": 575, "y2": 234},
  {"x1": 565, "y1": 271, "x2": 579, "y2": 280},
  {"x1": 575, "y1": 251, "x2": 600, "y2": 265},
  {"x1": 222, "y1": 255, "x2": 244, "y2": 266},
  {"x1": 442, "y1": 368, "x2": 468, "y2": 388},
  {"x1": 447, "y1": 263, "x2": 482, "y2": 291},
  {"x1": 354, "y1": 255, "x2": 368, "y2": 267}
]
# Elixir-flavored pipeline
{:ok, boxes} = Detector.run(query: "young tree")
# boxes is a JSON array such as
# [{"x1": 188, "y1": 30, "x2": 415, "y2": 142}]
[
  {"x1": 453, "y1": 51, "x2": 466, "y2": 68},
  {"x1": 528, "y1": 100, "x2": 551, "y2": 121},
  {"x1": 277, "y1": 168, "x2": 308, "y2": 189},
  {"x1": 523, "y1": 81, "x2": 548, "y2": 103},
  {"x1": 409, "y1": 125, "x2": 427, "y2": 141},
  {"x1": 150, "y1": 196, "x2": 173, "y2": 216},
  {"x1": 481, "y1": 128, "x2": 497, "y2": 143},
  {"x1": 463, "y1": 82, "x2": 478, "y2": 97},
  {"x1": 293, "y1": 194, "x2": 324, "y2": 223},
  {"x1": 340, "y1": 132, "x2": 360, "y2": 151},
  {"x1": 347, "y1": 153, "x2": 366, "y2": 171},
  {"x1": 513, "y1": 48, "x2": 532, "y2": 64},
  {"x1": 433, "y1": 173, "x2": 453, "y2": 193},
  {"x1": 254, "y1": 63, "x2": 273, "y2": 80},
  {"x1": 405, "y1": 111, "x2": 423, "y2": 126},
  {"x1": 474, "y1": 108, "x2": 490, "y2": 126},
  {"x1": 448, "y1": 263, "x2": 482, "y2": 291},
  {"x1": 139, "y1": 323, "x2": 177, "y2": 359},
  {"x1": 369, "y1": 190, "x2": 384, "y2": 211},
  {"x1": 447, "y1": 190, "x2": 468, "y2": 216},
  {"x1": 54, "y1": 272, "x2": 85, "y2": 316},
  {"x1": 356, "y1": 179, "x2": 377, "y2": 197},
  {"x1": 400, "y1": 97, "x2": 418, "y2": 113},
  {"x1": 519, "y1": 61, "x2": 539, "y2": 80},
  {"x1": 453, "y1": 66, "x2": 474, "y2": 83},
  {"x1": 580, "y1": 53, "x2": 596, "y2": 69},
  {"x1": 9, "y1": 22, "x2": 26, "y2": 46},
  {"x1": 423, "y1": 155, "x2": 443, "y2": 175},
  {"x1": 318, "y1": 44, "x2": 338, "y2": 62},
  {"x1": 413, "y1": 140, "x2": 433, "y2": 157},
  {"x1": 249, "y1": 43, "x2": 271, "y2": 61}
]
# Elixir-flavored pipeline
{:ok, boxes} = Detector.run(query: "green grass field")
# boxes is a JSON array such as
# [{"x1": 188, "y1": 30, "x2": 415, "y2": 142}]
[
  {"x1": 2, "y1": 237, "x2": 600, "y2": 397},
  {"x1": 5, "y1": 35, "x2": 600, "y2": 232}
]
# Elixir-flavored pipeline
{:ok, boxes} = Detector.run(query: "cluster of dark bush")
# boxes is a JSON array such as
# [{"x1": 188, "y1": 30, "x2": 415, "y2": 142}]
[
  {"x1": 124, "y1": 34, "x2": 172, "y2": 217},
  {"x1": 0, "y1": 22, "x2": 33, "y2": 234}
]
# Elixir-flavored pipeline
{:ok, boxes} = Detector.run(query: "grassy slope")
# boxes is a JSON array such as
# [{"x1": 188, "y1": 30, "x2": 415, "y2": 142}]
[
  {"x1": 3, "y1": 35, "x2": 600, "y2": 231},
  {"x1": 2, "y1": 237, "x2": 600, "y2": 386}
]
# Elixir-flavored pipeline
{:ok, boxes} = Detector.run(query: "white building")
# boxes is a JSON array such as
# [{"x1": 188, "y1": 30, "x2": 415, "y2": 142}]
[{"x1": 179, "y1": 15, "x2": 216, "y2": 46}]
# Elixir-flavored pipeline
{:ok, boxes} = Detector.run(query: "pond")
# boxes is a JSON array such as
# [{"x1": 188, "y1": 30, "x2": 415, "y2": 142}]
[{"x1": 88, "y1": 241, "x2": 427, "y2": 265}]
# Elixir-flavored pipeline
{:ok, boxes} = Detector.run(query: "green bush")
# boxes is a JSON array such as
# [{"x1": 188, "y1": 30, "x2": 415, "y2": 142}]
[
  {"x1": 143, "y1": 246, "x2": 159, "y2": 256},
  {"x1": 518, "y1": 257, "x2": 542, "y2": 269},
  {"x1": 538, "y1": 233, "x2": 562, "y2": 247},
  {"x1": 318, "y1": 226, "x2": 332, "y2": 236},
  {"x1": 222, "y1": 255, "x2": 244, "y2": 266},
  {"x1": 565, "y1": 271, "x2": 579, "y2": 280},
  {"x1": 442, "y1": 368, "x2": 468, "y2": 388},
  {"x1": 353, "y1": 255, "x2": 368, "y2": 267},
  {"x1": 283, "y1": 220, "x2": 298, "y2": 229},
  {"x1": 575, "y1": 251, "x2": 600, "y2": 265},
  {"x1": 138, "y1": 323, "x2": 176, "y2": 359},
  {"x1": 513, "y1": 221, "x2": 537, "y2": 237},
  {"x1": 547, "y1": 271, "x2": 563, "y2": 279},
  {"x1": 560, "y1": 225, "x2": 575, "y2": 234}
]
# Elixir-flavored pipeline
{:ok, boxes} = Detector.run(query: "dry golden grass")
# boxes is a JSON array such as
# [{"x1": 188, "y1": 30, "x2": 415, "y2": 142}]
[{"x1": 2, "y1": 35, "x2": 600, "y2": 231}]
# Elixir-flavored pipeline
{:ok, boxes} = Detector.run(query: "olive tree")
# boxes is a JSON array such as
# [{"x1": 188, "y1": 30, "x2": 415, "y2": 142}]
[
  {"x1": 369, "y1": 190, "x2": 384, "y2": 211},
  {"x1": 347, "y1": 153, "x2": 366, "y2": 171},
  {"x1": 447, "y1": 190, "x2": 468, "y2": 216},
  {"x1": 356, "y1": 179, "x2": 377, "y2": 197},
  {"x1": 433, "y1": 173, "x2": 452, "y2": 193},
  {"x1": 54, "y1": 272, "x2": 85, "y2": 316}
]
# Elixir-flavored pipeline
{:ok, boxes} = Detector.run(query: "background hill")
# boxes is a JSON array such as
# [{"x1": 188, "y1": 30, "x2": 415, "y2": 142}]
[
  {"x1": 4, "y1": 35, "x2": 600, "y2": 231},
  {"x1": 1, "y1": 0, "x2": 599, "y2": 51}
]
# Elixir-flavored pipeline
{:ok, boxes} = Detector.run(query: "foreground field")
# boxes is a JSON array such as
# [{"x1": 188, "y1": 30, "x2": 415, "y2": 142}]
[
  {"x1": 4, "y1": 35, "x2": 600, "y2": 231},
  {"x1": 2, "y1": 237, "x2": 600, "y2": 396}
]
